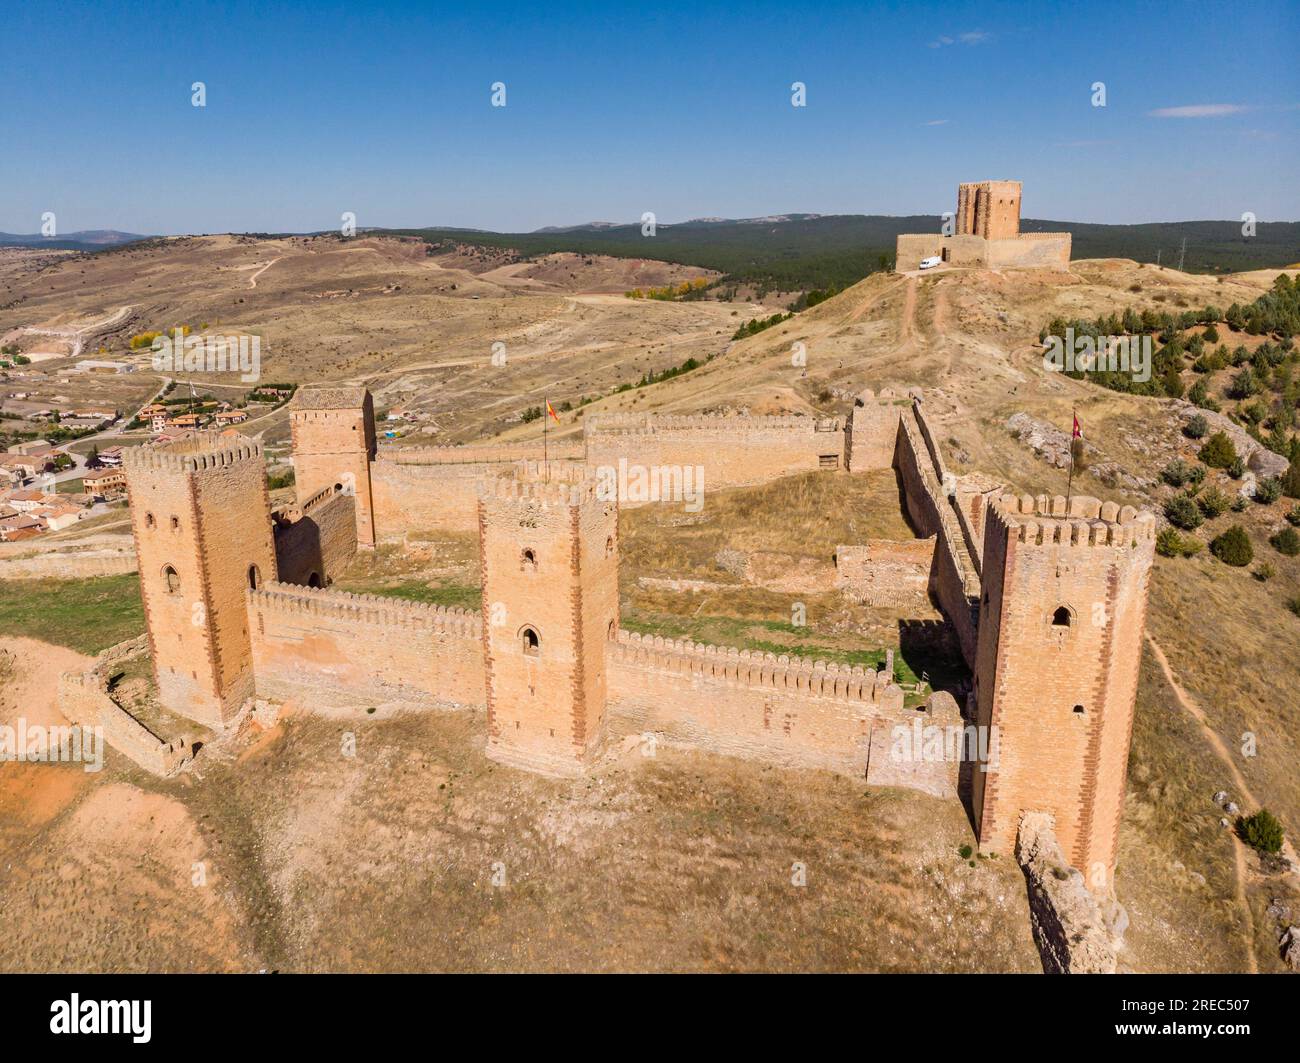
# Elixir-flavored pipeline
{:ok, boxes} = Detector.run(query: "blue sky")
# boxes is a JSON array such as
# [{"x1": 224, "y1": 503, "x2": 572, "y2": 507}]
[{"x1": 1, "y1": 0, "x2": 1296, "y2": 233}]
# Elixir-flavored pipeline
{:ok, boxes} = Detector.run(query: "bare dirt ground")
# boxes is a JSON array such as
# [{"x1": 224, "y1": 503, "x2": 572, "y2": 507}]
[{"x1": 0, "y1": 639, "x2": 1039, "y2": 973}]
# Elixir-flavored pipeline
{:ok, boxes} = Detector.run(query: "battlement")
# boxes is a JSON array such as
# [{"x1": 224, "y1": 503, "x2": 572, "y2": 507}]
[
  {"x1": 990, "y1": 493, "x2": 1157, "y2": 547},
  {"x1": 585, "y1": 413, "x2": 842, "y2": 437},
  {"x1": 476, "y1": 474, "x2": 603, "y2": 508},
  {"x1": 123, "y1": 432, "x2": 262, "y2": 475},
  {"x1": 611, "y1": 630, "x2": 895, "y2": 705},
  {"x1": 249, "y1": 581, "x2": 481, "y2": 638},
  {"x1": 379, "y1": 442, "x2": 584, "y2": 466}
]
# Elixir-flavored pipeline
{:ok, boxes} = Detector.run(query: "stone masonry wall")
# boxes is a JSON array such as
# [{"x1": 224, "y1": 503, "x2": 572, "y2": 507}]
[
  {"x1": 893, "y1": 407, "x2": 980, "y2": 667},
  {"x1": 58, "y1": 635, "x2": 195, "y2": 776},
  {"x1": 835, "y1": 537, "x2": 936, "y2": 606},
  {"x1": 583, "y1": 413, "x2": 845, "y2": 490},
  {"x1": 248, "y1": 582, "x2": 485, "y2": 709},
  {"x1": 273, "y1": 487, "x2": 358, "y2": 587},
  {"x1": 607, "y1": 631, "x2": 957, "y2": 795}
]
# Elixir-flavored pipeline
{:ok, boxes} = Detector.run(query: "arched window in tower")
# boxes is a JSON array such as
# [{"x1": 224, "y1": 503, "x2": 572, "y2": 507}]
[
  {"x1": 145, "y1": 512, "x2": 156, "y2": 529},
  {"x1": 248, "y1": 564, "x2": 261, "y2": 590},
  {"x1": 170, "y1": 515, "x2": 180, "y2": 531},
  {"x1": 307, "y1": 571, "x2": 322, "y2": 588},
  {"x1": 521, "y1": 548, "x2": 537, "y2": 572},
  {"x1": 1051, "y1": 605, "x2": 1073, "y2": 627},
  {"x1": 520, "y1": 626, "x2": 540, "y2": 657},
  {"x1": 163, "y1": 565, "x2": 181, "y2": 594},
  {"x1": 605, "y1": 535, "x2": 614, "y2": 557}
]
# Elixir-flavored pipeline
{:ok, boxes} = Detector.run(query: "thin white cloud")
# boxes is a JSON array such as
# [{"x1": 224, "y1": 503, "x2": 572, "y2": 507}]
[
  {"x1": 923, "y1": 119, "x2": 950, "y2": 126},
  {"x1": 928, "y1": 30, "x2": 991, "y2": 48},
  {"x1": 1147, "y1": 103, "x2": 1248, "y2": 118}
]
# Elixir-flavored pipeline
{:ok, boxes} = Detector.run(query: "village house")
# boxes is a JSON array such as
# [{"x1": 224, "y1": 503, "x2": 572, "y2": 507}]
[
  {"x1": 31, "y1": 502, "x2": 84, "y2": 531},
  {"x1": 0, "y1": 513, "x2": 43, "y2": 541},
  {"x1": 214, "y1": 409, "x2": 249, "y2": 425},
  {"x1": 2, "y1": 488, "x2": 58, "y2": 512},
  {"x1": 82, "y1": 467, "x2": 128, "y2": 498}
]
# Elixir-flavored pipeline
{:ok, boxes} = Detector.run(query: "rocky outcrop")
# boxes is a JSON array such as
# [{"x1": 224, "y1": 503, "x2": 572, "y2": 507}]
[
  {"x1": 1016, "y1": 812, "x2": 1118, "y2": 974},
  {"x1": 1006, "y1": 412, "x2": 1093, "y2": 470},
  {"x1": 1173, "y1": 401, "x2": 1289, "y2": 479}
]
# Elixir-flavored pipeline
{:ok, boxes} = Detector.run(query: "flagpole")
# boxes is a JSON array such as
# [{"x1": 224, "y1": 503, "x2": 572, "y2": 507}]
[{"x1": 543, "y1": 394, "x2": 549, "y2": 482}]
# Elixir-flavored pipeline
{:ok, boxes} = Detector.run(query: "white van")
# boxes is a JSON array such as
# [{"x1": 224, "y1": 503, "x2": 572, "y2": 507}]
[{"x1": 918, "y1": 256, "x2": 942, "y2": 270}]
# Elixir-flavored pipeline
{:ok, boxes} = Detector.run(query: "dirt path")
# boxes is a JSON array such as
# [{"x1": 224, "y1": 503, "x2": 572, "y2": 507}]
[
  {"x1": 247, "y1": 257, "x2": 281, "y2": 288},
  {"x1": 1146, "y1": 634, "x2": 1267, "y2": 973}
]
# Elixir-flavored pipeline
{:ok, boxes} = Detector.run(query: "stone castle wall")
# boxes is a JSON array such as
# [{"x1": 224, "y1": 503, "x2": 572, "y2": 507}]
[
  {"x1": 58, "y1": 635, "x2": 195, "y2": 776},
  {"x1": 893, "y1": 407, "x2": 981, "y2": 667},
  {"x1": 607, "y1": 631, "x2": 957, "y2": 794},
  {"x1": 248, "y1": 582, "x2": 485, "y2": 709},
  {"x1": 583, "y1": 413, "x2": 846, "y2": 490},
  {"x1": 835, "y1": 537, "x2": 936, "y2": 606},
  {"x1": 273, "y1": 486, "x2": 358, "y2": 586}
]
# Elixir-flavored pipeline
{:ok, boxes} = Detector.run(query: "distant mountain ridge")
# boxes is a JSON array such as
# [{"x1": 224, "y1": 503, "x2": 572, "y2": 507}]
[
  {"x1": 0, "y1": 230, "x2": 149, "y2": 251},
  {"x1": 379, "y1": 215, "x2": 1300, "y2": 294}
]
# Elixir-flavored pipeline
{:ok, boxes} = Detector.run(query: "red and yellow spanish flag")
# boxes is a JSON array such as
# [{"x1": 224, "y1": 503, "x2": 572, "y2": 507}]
[{"x1": 546, "y1": 399, "x2": 561, "y2": 424}]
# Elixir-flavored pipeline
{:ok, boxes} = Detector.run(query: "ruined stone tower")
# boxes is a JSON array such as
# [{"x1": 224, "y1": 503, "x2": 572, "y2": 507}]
[
  {"x1": 971, "y1": 494, "x2": 1155, "y2": 892},
  {"x1": 478, "y1": 475, "x2": 619, "y2": 775},
  {"x1": 289, "y1": 386, "x2": 376, "y2": 548},
  {"x1": 123, "y1": 432, "x2": 278, "y2": 727}
]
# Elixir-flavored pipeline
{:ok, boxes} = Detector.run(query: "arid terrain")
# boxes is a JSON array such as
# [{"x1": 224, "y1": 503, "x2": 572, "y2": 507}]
[{"x1": 2, "y1": 236, "x2": 1298, "y2": 972}]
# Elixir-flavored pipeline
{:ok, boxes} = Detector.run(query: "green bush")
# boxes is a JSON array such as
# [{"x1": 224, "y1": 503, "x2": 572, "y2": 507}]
[
  {"x1": 1197, "y1": 485, "x2": 1230, "y2": 518},
  {"x1": 1254, "y1": 477, "x2": 1283, "y2": 505},
  {"x1": 1286, "y1": 505, "x2": 1300, "y2": 527},
  {"x1": 1271, "y1": 526, "x2": 1300, "y2": 556},
  {"x1": 1284, "y1": 459, "x2": 1300, "y2": 499},
  {"x1": 1164, "y1": 494, "x2": 1203, "y2": 530},
  {"x1": 1183, "y1": 413, "x2": 1209, "y2": 439},
  {"x1": 1156, "y1": 528, "x2": 1203, "y2": 558},
  {"x1": 1237, "y1": 809, "x2": 1284, "y2": 854},
  {"x1": 1254, "y1": 562, "x2": 1275, "y2": 581},
  {"x1": 1227, "y1": 456, "x2": 1246, "y2": 479},
  {"x1": 1161, "y1": 458, "x2": 1197, "y2": 487},
  {"x1": 1199, "y1": 431, "x2": 1238, "y2": 469},
  {"x1": 1289, "y1": 596, "x2": 1300, "y2": 619},
  {"x1": 1210, "y1": 525, "x2": 1254, "y2": 566}
]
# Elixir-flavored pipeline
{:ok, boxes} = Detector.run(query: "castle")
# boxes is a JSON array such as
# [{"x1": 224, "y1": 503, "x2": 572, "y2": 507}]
[
  {"x1": 89, "y1": 384, "x2": 1155, "y2": 900},
  {"x1": 894, "y1": 180, "x2": 1072, "y2": 272}
]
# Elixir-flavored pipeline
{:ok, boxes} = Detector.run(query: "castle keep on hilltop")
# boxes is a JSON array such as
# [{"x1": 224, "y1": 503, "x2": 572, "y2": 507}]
[
  {"x1": 894, "y1": 180, "x2": 1072, "y2": 272},
  {"x1": 110, "y1": 386, "x2": 1154, "y2": 892}
]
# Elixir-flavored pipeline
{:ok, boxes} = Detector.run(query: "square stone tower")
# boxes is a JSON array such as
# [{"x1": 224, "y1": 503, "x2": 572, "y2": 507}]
[
  {"x1": 477, "y1": 475, "x2": 619, "y2": 775},
  {"x1": 971, "y1": 493, "x2": 1155, "y2": 892},
  {"x1": 957, "y1": 180, "x2": 1021, "y2": 240},
  {"x1": 289, "y1": 386, "x2": 377, "y2": 548},
  {"x1": 123, "y1": 432, "x2": 278, "y2": 727}
]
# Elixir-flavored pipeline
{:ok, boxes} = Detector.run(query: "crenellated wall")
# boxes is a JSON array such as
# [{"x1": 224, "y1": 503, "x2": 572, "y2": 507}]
[
  {"x1": 893, "y1": 407, "x2": 981, "y2": 667},
  {"x1": 584, "y1": 413, "x2": 846, "y2": 489},
  {"x1": 248, "y1": 582, "x2": 485, "y2": 709},
  {"x1": 606, "y1": 630, "x2": 957, "y2": 793}
]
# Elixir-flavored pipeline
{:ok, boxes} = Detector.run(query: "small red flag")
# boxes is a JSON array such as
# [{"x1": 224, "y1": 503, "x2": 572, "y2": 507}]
[
  {"x1": 546, "y1": 399, "x2": 560, "y2": 424},
  {"x1": 1072, "y1": 412, "x2": 1082, "y2": 439}
]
